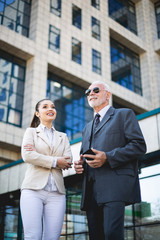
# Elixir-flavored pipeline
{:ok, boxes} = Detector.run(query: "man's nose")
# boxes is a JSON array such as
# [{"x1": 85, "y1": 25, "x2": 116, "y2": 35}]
[{"x1": 89, "y1": 89, "x2": 95, "y2": 95}]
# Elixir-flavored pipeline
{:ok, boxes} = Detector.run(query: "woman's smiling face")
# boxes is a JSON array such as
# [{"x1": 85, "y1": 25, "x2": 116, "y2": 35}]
[{"x1": 35, "y1": 99, "x2": 56, "y2": 126}]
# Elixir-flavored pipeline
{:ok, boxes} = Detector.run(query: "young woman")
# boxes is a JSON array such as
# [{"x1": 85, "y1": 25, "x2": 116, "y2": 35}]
[{"x1": 20, "y1": 99, "x2": 72, "y2": 240}]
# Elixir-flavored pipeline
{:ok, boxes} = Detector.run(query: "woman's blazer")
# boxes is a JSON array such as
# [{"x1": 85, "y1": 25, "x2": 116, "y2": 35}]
[{"x1": 21, "y1": 125, "x2": 72, "y2": 194}]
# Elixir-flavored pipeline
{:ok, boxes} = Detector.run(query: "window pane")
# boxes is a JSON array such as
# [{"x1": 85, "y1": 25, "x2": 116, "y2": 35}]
[
  {"x1": 0, "y1": 88, "x2": 9, "y2": 105},
  {"x1": 49, "y1": 25, "x2": 60, "y2": 53},
  {"x1": 50, "y1": 0, "x2": 61, "y2": 17},
  {"x1": 92, "y1": 17, "x2": 101, "y2": 40},
  {"x1": 0, "y1": 72, "x2": 10, "y2": 91},
  {"x1": 63, "y1": 86, "x2": 72, "y2": 99},
  {"x1": 91, "y1": 0, "x2": 100, "y2": 10},
  {"x1": 0, "y1": 50, "x2": 25, "y2": 127},
  {"x1": 108, "y1": 0, "x2": 137, "y2": 35},
  {"x1": 92, "y1": 49, "x2": 101, "y2": 74},
  {"x1": 0, "y1": 105, "x2": 7, "y2": 122},
  {"x1": 110, "y1": 38, "x2": 142, "y2": 95},
  {"x1": 72, "y1": 38, "x2": 81, "y2": 64},
  {"x1": 8, "y1": 109, "x2": 21, "y2": 125},
  {"x1": 0, "y1": 0, "x2": 31, "y2": 37},
  {"x1": 72, "y1": 4, "x2": 82, "y2": 29}
]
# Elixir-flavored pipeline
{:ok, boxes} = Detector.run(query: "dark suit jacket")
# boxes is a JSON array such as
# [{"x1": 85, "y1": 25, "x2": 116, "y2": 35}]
[{"x1": 80, "y1": 107, "x2": 146, "y2": 211}]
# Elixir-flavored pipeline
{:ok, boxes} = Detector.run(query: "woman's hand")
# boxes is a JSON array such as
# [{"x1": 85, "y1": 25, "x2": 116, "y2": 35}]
[
  {"x1": 24, "y1": 144, "x2": 36, "y2": 151},
  {"x1": 57, "y1": 157, "x2": 72, "y2": 170}
]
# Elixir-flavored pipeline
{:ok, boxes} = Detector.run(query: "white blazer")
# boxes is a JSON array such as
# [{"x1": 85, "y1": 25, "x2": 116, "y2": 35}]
[{"x1": 21, "y1": 125, "x2": 72, "y2": 194}]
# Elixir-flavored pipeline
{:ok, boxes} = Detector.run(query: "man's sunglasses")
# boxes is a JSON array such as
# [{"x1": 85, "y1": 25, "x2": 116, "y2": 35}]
[{"x1": 85, "y1": 87, "x2": 101, "y2": 96}]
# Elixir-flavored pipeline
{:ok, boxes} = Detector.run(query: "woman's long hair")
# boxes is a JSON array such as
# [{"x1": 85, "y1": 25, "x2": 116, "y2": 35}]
[{"x1": 30, "y1": 98, "x2": 50, "y2": 128}]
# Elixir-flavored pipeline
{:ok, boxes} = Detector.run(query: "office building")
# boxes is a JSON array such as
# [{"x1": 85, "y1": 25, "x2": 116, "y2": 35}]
[{"x1": 0, "y1": 0, "x2": 160, "y2": 239}]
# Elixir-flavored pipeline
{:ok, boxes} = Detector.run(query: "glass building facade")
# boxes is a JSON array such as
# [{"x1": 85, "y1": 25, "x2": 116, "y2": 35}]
[
  {"x1": 108, "y1": 0, "x2": 137, "y2": 35},
  {"x1": 0, "y1": 0, "x2": 31, "y2": 37},
  {"x1": 110, "y1": 38, "x2": 142, "y2": 95},
  {"x1": 0, "y1": 50, "x2": 25, "y2": 127}
]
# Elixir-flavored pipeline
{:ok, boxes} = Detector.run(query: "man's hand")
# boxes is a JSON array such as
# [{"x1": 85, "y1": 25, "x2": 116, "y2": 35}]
[
  {"x1": 83, "y1": 148, "x2": 107, "y2": 168},
  {"x1": 74, "y1": 155, "x2": 84, "y2": 174}
]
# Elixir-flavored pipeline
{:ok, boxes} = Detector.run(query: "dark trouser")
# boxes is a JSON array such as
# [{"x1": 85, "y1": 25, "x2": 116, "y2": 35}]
[{"x1": 86, "y1": 184, "x2": 125, "y2": 240}]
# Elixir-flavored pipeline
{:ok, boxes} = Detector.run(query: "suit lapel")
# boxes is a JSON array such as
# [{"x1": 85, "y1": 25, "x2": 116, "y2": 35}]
[
  {"x1": 52, "y1": 131, "x2": 63, "y2": 153},
  {"x1": 94, "y1": 107, "x2": 115, "y2": 134},
  {"x1": 36, "y1": 126, "x2": 63, "y2": 152},
  {"x1": 36, "y1": 125, "x2": 52, "y2": 150},
  {"x1": 88, "y1": 120, "x2": 94, "y2": 142}
]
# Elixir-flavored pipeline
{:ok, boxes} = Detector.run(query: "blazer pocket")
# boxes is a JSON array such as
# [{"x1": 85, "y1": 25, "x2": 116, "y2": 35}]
[{"x1": 115, "y1": 168, "x2": 135, "y2": 177}]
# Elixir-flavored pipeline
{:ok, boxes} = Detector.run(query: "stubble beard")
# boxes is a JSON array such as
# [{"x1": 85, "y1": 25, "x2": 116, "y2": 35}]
[{"x1": 88, "y1": 97, "x2": 106, "y2": 108}]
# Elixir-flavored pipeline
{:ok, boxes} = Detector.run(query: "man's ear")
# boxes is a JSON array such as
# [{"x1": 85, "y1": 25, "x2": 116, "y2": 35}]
[{"x1": 106, "y1": 92, "x2": 111, "y2": 100}]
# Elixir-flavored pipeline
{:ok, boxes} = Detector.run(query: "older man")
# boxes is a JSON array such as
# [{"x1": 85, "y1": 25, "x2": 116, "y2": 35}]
[{"x1": 74, "y1": 81, "x2": 146, "y2": 240}]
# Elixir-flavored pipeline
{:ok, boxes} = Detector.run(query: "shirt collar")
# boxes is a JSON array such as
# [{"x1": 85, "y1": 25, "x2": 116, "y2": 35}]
[
  {"x1": 94, "y1": 105, "x2": 111, "y2": 121},
  {"x1": 39, "y1": 123, "x2": 55, "y2": 131}
]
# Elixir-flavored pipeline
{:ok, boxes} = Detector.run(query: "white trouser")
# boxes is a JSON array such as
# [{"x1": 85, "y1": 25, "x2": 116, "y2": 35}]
[{"x1": 20, "y1": 189, "x2": 66, "y2": 240}]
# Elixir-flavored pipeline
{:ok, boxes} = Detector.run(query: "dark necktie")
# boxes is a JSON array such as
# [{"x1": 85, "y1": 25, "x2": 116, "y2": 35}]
[
  {"x1": 94, "y1": 113, "x2": 100, "y2": 127},
  {"x1": 89, "y1": 113, "x2": 101, "y2": 148}
]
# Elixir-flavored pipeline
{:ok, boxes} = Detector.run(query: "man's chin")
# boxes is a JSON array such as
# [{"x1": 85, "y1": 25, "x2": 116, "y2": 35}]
[{"x1": 89, "y1": 101, "x2": 98, "y2": 108}]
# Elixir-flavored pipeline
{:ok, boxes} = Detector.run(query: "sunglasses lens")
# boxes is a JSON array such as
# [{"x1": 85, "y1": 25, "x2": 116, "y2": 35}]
[
  {"x1": 93, "y1": 87, "x2": 99, "y2": 93},
  {"x1": 85, "y1": 87, "x2": 100, "y2": 96},
  {"x1": 85, "y1": 89, "x2": 91, "y2": 96}
]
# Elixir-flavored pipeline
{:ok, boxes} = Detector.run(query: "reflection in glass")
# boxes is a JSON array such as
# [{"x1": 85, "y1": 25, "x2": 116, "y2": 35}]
[
  {"x1": 92, "y1": 49, "x2": 101, "y2": 75},
  {"x1": 50, "y1": 0, "x2": 61, "y2": 17},
  {"x1": 63, "y1": 86, "x2": 72, "y2": 99},
  {"x1": 47, "y1": 73, "x2": 93, "y2": 141},
  {"x1": 72, "y1": 4, "x2": 82, "y2": 29},
  {"x1": 91, "y1": 17, "x2": 101, "y2": 40},
  {"x1": 49, "y1": 25, "x2": 61, "y2": 53},
  {"x1": 139, "y1": 165, "x2": 160, "y2": 222},
  {"x1": 8, "y1": 109, "x2": 21, "y2": 125},
  {"x1": 0, "y1": 0, "x2": 31, "y2": 37},
  {"x1": 72, "y1": 38, "x2": 82, "y2": 65},
  {"x1": 0, "y1": 50, "x2": 25, "y2": 127},
  {"x1": 108, "y1": 0, "x2": 137, "y2": 35},
  {"x1": 61, "y1": 191, "x2": 89, "y2": 239},
  {"x1": 91, "y1": 0, "x2": 100, "y2": 10},
  {"x1": 124, "y1": 164, "x2": 160, "y2": 239},
  {"x1": 110, "y1": 38, "x2": 142, "y2": 95},
  {"x1": 0, "y1": 105, "x2": 7, "y2": 122},
  {"x1": 0, "y1": 88, "x2": 8, "y2": 104}
]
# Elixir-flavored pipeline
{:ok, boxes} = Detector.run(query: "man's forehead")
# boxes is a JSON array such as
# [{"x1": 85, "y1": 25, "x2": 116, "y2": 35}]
[{"x1": 89, "y1": 83, "x2": 104, "y2": 89}]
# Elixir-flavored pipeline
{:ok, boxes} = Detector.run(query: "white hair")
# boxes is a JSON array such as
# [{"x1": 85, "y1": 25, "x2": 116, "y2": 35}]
[{"x1": 91, "y1": 81, "x2": 111, "y2": 92}]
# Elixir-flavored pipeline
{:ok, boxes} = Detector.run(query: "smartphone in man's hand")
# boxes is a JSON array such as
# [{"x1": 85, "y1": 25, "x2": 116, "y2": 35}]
[{"x1": 83, "y1": 149, "x2": 95, "y2": 161}]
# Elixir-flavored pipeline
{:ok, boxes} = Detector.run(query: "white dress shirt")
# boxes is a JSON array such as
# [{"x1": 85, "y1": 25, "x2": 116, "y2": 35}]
[
  {"x1": 95, "y1": 105, "x2": 111, "y2": 121},
  {"x1": 40, "y1": 124, "x2": 58, "y2": 192}
]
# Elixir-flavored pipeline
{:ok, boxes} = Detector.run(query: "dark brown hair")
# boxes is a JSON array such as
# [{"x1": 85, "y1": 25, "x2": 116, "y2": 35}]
[{"x1": 30, "y1": 98, "x2": 52, "y2": 128}]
